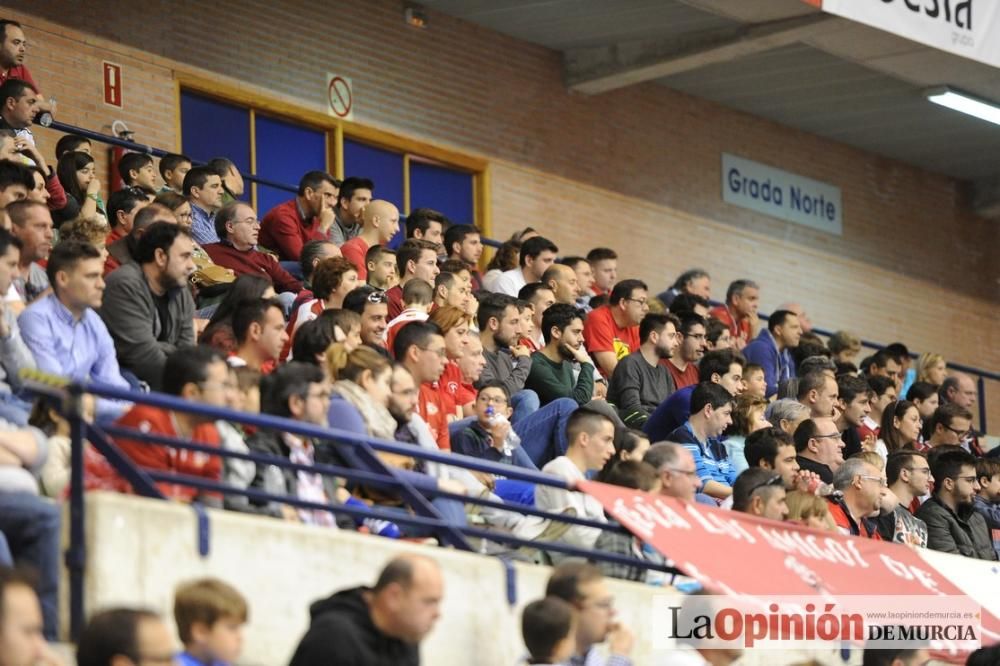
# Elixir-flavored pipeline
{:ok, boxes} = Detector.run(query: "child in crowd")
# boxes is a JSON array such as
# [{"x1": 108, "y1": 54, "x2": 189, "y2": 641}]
[
  {"x1": 174, "y1": 577, "x2": 248, "y2": 666},
  {"x1": 521, "y1": 596, "x2": 577, "y2": 666},
  {"x1": 516, "y1": 300, "x2": 538, "y2": 352},
  {"x1": 742, "y1": 363, "x2": 766, "y2": 400},
  {"x1": 384, "y1": 278, "x2": 434, "y2": 354},
  {"x1": 33, "y1": 393, "x2": 96, "y2": 498},
  {"x1": 973, "y1": 459, "x2": 1000, "y2": 560}
]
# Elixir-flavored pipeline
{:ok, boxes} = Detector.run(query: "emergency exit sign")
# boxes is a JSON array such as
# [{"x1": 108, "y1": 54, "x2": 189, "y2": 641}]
[{"x1": 103, "y1": 61, "x2": 122, "y2": 108}]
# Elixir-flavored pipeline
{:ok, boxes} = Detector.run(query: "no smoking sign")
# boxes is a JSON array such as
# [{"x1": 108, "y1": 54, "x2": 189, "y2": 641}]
[{"x1": 326, "y1": 73, "x2": 354, "y2": 120}]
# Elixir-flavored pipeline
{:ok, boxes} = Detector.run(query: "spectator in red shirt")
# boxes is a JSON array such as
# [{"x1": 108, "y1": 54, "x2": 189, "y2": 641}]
[
  {"x1": 428, "y1": 305, "x2": 474, "y2": 422},
  {"x1": 665, "y1": 313, "x2": 706, "y2": 390},
  {"x1": 583, "y1": 278, "x2": 648, "y2": 378},
  {"x1": 517, "y1": 282, "x2": 554, "y2": 352},
  {"x1": 586, "y1": 247, "x2": 617, "y2": 298},
  {"x1": 282, "y1": 256, "x2": 358, "y2": 361},
  {"x1": 260, "y1": 171, "x2": 339, "y2": 261},
  {"x1": 708, "y1": 279, "x2": 759, "y2": 350},
  {"x1": 394, "y1": 320, "x2": 450, "y2": 450},
  {"x1": 366, "y1": 245, "x2": 397, "y2": 291},
  {"x1": 204, "y1": 201, "x2": 302, "y2": 301},
  {"x1": 0, "y1": 21, "x2": 52, "y2": 114},
  {"x1": 103, "y1": 188, "x2": 148, "y2": 244},
  {"x1": 385, "y1": 239, "x2": 439, "y2": 319},
  {"x1": 826, "y1": 457, "x2": 884, "y2": 539},
  {"x1": 860, "y1": 375, "x2": 897, "y2": 442},
  {"x1": 340, "y1": 200, "x2": 400, "y2": 282},
  {"x1": 230, "y1": 298, "x2": 288, "y2": 373},
  {"x1": 100, "y1": 345, "x2": 231, "y2": 503}
]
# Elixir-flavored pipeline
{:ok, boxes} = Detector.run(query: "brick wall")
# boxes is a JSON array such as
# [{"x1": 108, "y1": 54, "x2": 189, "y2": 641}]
[{"x1": 6, "y1": 2, "x2": 999, "y2": 429}]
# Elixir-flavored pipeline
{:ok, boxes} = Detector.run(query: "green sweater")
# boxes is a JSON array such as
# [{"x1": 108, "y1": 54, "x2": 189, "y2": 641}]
[{"x1": 525, "y1": 351, "x2": 594, "y2": 406}]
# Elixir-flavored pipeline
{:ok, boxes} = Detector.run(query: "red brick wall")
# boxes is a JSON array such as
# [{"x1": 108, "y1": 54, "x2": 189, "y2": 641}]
[{"x1": 7, "y1": 2, "x2": 999, "y2": 429}]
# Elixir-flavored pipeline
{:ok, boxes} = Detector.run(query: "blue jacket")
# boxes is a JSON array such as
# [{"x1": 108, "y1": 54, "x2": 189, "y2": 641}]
[
  {"x1": 643, "y1": 385, "x2": 694, "y2": 442},
  {"x1": 742, "y1": 329, "x2": 795, "y2": 398}
]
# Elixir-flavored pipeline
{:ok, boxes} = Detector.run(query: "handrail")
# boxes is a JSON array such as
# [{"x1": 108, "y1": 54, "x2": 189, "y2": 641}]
[
  {"x1": 47, "y1": 120, "x2": 994, "y2": 416},
  {"x1": 27, "y1": 378, "x2": 677, "y2": 638},
  {"x1": 710, "y1": 300, "x2": 997, "y2": 431}
]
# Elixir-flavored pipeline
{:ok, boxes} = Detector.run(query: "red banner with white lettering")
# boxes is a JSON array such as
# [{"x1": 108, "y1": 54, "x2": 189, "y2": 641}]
[{"x1": 578, "y1": 481, "x2": 1000, "y2": 650}]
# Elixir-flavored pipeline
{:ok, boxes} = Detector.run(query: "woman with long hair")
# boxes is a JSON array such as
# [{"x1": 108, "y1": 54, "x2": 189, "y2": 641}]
[
  {"x1": 877, "y1": 400, "x2": 922, "y2": 457},
  {"x1": 428, "y1": 305, "x2": 474, "y2": 420},
  {"x1": 481, "y1": 240, "x2": 521, "y2": 293},
  {"x1": 283, "y1": 257, "x2": 359, "y2": 361},
  {"x1": 596, "y1": 429, "x2": 651, "y2": 483},
  {"x1": 906, "y1": 381, "x2": 938, "y2": 443},
  {"x1": 57, "y1": 150, "x2": 106, "y2": 222}
]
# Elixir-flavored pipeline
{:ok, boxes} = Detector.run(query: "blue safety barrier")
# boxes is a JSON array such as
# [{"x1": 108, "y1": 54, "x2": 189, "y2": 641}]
[{"x1": 26, "y1": 377, "x2": 676, "y2": 640}]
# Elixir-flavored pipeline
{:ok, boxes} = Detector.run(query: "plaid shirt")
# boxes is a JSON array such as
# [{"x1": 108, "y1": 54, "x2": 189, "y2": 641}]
[{"x1": 592, "y1": 528, "x2": 647, "y2": 582}]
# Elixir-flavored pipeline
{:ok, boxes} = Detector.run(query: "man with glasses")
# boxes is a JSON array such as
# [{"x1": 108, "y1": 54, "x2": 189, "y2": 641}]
[
  {"x1": 917, "y1": 449, "x2": 997, "y2": 559},
  {"x1": 583, "y1": 278, "x2": 648, "y2": 378},
  {"x1": 924, "y1": 403, "x2": 974, "y2": 451},
  {"x1": 545, "y1": 561, "x2": 635, "y2": 666},
  {"x1": 664, "y1": 313, "x2": 706, "y2": 391},
  {"x1": 204, "y1": 202, "x2": 303, "y2": 311},
  {"x1": 877, "y1": 451, "x2": 931, "y2": 547},
  {"x1": 93, "y1": 346, "x2": 229, "y2": 504},
  {"x1": 643, "y1": 442, "x2": 715, "y2": 505},
  {"x1": 793, "y1": 417, "x2": 845, "y2": 484},
  {"x1": 732, "y1": 468, "x2": 788, "y2": 522},
  {"x1": 100, "y1": 222, "x2": 196, "y2": 390},
  {"x1": 394, "y1": 320, "x2": 451, "y2": 450},
  {"x1": 938, "y1": 374, "x2": 985, "y2": 457},
  {"x1": 826, "y1": 457, "x2": 884, "y2": 539}
]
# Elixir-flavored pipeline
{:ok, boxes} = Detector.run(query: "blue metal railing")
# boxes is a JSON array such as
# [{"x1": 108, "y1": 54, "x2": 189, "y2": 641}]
[
  {"x1": 44, "y1": 120, "x2": 995, "y2": 423},
  {"x1": 29, "y1": 378, "x2": 676, "y2": 639}
]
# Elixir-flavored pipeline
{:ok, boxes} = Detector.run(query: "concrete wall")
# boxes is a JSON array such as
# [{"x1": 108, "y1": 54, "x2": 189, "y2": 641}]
[
  {"x1": 74, "y1": 492, "x2": 860, "y2": 665},
  {"x1": 6, "y1": 2, "x2": 998, "y2": 427}
]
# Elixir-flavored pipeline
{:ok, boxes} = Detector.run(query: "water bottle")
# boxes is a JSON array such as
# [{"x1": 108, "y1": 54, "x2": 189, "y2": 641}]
[
  {"x1": 34, "y1": 97, "x2": 54, "y2": 127},
  {"x1": 486, "y1": 405, "x2": 513, "y2": 457}
]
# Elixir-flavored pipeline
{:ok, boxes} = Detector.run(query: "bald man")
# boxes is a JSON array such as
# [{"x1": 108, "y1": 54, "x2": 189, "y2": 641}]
[
  {"x1": 542, "y1": 264, "x2": 580, "y2": 305},
  {"x1": 290, "y1": 554, "x2": 444, "y2": 666},
  {"x1": 340, "y1": 200, "x2": 401, "y2": 282}
]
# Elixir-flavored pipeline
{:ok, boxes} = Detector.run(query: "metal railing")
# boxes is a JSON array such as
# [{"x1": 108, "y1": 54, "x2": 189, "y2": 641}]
[
  {"x1": 43, "y1": 120, "x2": 996, "y2": 424},
  {"x1": 32, "y1": 378, "x2": 677, "y2": 640}
]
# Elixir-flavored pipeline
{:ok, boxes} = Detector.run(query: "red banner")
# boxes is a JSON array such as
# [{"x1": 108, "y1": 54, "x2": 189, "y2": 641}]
[{"x1": 578, "y1": 481, "x2": 1000, "y2": 649}]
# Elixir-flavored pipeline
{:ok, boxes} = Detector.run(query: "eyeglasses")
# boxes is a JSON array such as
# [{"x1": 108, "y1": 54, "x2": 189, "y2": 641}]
[
  {"x1": 859, "y1": 475, "x2": 887, "y2": 487},
  {"x1": 945, "y1": 425, "x2": 971, "y2": 438},
  {"x1": 478, "y1": 394, "x2": 508, "y2": 405},
  {"x1": 684, "y1": 333, "x2": 706, "y2": 340},
  {"x1": 951, "y1": 475, "x2": 978, "y2": 484},
  {"x1": 625, "y1": 297, "x2": 648, "y2": 306},
  {"x1": 235, "y1": 216, "x2": 260, "y2": 226},
  {"x1": 748, "y1": 474, "x2": 784, "y2": 494},
  {"x1": 418, "y1": 346, "x2": 447, "y2": 358},
  {"x1": 665, "y1": 467, "x2": 699, "y2": 479}
]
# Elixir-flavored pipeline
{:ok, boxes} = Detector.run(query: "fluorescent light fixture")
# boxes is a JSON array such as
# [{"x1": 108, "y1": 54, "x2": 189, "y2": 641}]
[{"x1": 924, "y1": 86, "x2": 1000, "y2": 127}]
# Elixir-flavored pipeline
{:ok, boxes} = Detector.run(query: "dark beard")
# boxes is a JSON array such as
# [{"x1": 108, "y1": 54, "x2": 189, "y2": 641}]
[
  {"x1": 655, "y1": 346, "x2": 673, "y2": 360},
  {"x1": 493, "y1": 333, "x2": 512, "y2": 350},
  {"x1": 557, "y1": 343, "x2": 577, "y2": 361}
]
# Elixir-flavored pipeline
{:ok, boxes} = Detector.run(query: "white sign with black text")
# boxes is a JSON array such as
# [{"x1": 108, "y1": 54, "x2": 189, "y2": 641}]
[
  {"x1": 821, "y1": 0, "x2": 1000, "y2": 69},
  {"x1": 721, "y1": 153, "x2": 843, "y2": 236}
]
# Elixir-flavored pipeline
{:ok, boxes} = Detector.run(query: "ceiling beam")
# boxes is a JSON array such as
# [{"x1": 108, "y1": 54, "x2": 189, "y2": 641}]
[{"x1": 565, "y1": 14, "x2": 840, "y2": 95}]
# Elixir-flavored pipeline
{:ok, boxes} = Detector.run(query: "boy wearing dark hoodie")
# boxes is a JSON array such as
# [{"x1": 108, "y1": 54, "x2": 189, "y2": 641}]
[{"x1": 289, "y1": 554, "x2": 444, "y2": 666}]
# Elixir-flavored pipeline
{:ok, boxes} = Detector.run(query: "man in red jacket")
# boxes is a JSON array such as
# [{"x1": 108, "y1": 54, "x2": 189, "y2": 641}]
[
  {"x1": 97, "y1": 346, "x2": 233, "y2": 503},
  {"x1": 204, "y1": 201, "x2": 302, "y2": 302},
  {"x1": 259, "y1": 170, "x2": 339, "y2": 261}
]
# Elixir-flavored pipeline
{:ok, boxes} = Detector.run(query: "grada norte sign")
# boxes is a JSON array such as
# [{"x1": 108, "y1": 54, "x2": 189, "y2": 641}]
[{"x1": 820, "y1": 0, "x2": 1000, "y2": 68}]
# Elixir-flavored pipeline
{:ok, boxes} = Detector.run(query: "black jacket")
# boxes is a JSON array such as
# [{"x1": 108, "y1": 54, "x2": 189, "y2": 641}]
[
  {"x1": 916, "y1": 496, "x2": 998, "y2": 561},
  {"x1": 288, "y1": 587, "x2": 420, "y2": 666}
]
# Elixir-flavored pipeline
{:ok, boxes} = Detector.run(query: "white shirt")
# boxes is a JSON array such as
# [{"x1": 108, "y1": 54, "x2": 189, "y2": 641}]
[
  {"x1": 492, "y1": 268, "x2": 528, "y2": 297},
  {"x1": 533, "y1": 455, "x2": 606, "y2": 549}
]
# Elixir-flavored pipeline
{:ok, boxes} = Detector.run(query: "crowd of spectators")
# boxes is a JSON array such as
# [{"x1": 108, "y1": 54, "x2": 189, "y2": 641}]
[{"x1": 0, "y1": 16, "x2": 997, "y2": 666}]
